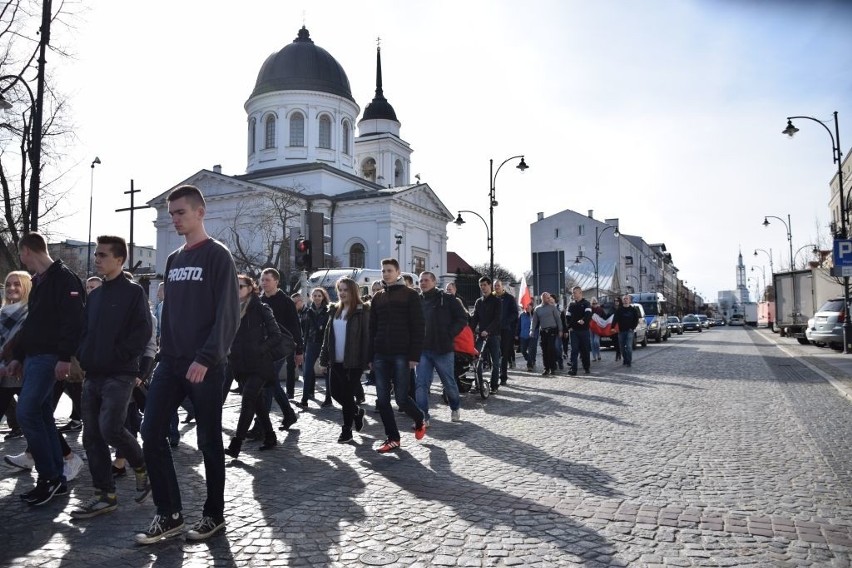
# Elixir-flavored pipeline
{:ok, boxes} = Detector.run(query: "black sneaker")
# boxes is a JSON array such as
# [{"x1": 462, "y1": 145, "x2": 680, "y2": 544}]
[
  {"x1": 353, "y1": 407, "x2": 365, "y2": 432},
  {"x1": 279, "y1": 414, "x2": 298, "y2": 431},
  {"x1": 25, "y1": 477, "x2": 67, "y2": 506},
  {"x1": 337, "y1": 429, "x2": 353, "y2": 443},
  {"x1": 135, "y1": 512, "x2": 185, "y2": 545},
  {"x1": 58, "y1": 419, "x2": 82, "y2": 433},
  {"x1": 185, "y1": 515, "x2": 225, "y2": 541},
  {"x1": 134, "y1": 467, "x2": 151, "y2": 503},
  {"x1": 321, "y1": 399, "x2": 333, "y2": 408},
  {"x1": 112, "y1": 465, "x2": 127, "y2": 478},
  {"x1": 3, "y1": 427, "x2": 23, "y2": 440}
]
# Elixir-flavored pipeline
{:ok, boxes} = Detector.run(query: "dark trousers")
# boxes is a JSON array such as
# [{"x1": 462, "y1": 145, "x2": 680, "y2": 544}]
[
  {"x1": 499, "y1": 332, "x2": 514, "y2": 380},
  {"x1": 265, "y1": 358, "x2": 296, "y2": 423},
  {"x1": 53, "y1": 380, "x2": 82, "y2": 421},
  {"x1": 540, "y1": 329, "x2": 558, "y2": 372},
  {"x1": 235, "y1": 374, "x2": 274, "y2": 442},
  {"x1": 284, "y1": 355, "x2": 296, "y2": 399},
  {"x1": 482, "y1": 335, "x2": 501, "y2": 388},
  {"x1": 329, "y1": 363, "x2": 362, "y2": 432},
  {"x1": 141, "y1": 357, "x2": 226, "y2": 518},
  {"x1": 373, "y1": 354, "x2": 424, "y2": 441},
  {"x1": 570, "y1": 329, "x2": 592, "y2": 372},
  {"x1": 0, "y1": 388, "x2": 21, "y2": 429},
  {"x1": 82, "y1": 375, "x2": 144, "y2": 494}
]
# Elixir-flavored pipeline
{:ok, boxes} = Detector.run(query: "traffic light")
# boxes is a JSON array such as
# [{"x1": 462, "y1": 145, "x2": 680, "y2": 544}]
[{"x1": 294, "y1": 238, "x2": 312, "y2": 270}]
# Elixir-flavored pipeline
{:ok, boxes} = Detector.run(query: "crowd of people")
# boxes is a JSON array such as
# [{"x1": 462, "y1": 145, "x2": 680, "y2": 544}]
[{"x1": 0, "y1": 183, "x2": 644, "y2": 545}]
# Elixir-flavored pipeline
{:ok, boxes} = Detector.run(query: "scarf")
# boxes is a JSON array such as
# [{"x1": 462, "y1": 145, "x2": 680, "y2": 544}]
[
  {"x1": 0, "y1": 302, "x2": 28, "y2": 348},
  {"x1": 239, "y1": 297, "x2": 251, "y2": 320}
]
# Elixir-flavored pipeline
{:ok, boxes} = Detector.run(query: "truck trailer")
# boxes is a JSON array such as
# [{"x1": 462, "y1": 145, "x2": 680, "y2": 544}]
[{"x1": 773, "y1": 268, "x2": 843, "y2": 341}]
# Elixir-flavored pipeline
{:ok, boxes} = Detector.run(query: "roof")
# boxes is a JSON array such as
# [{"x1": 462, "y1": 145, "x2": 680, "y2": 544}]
[{"x1": 250, "y1": 27, "x2": 355, "y2": 103}]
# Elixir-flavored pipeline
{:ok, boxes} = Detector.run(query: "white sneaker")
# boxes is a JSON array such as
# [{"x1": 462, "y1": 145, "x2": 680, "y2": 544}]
[
  {"x1": 4, "y1": 451, "x2": 34, "y2": 470},
  {"x1": 63, "y1": 452, "x2": 84, "y2": 481},
  {"x1": 451, "y1": 410, "x2": 461, "y2": 423}
]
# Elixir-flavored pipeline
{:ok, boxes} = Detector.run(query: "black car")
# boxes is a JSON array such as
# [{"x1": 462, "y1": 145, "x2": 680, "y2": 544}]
[
  {"x1": 682, "y1": 314, "x2": 702, "y2": 332},
  {"x1": 667, "y1": 316, "x2": 683, "y2": 335}
]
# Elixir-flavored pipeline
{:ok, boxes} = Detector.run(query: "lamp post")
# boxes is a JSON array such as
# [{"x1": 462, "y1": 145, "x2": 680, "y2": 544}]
[
  {"x1": 394, "y1": 234, "x2": 403, "y2": 260},
  {"x1": 793, "y1": 244, "x2": 819, "y2": 269},
  {"x1": 488, "y1": 155, "x2": 528, "y2": 279},
  {"x1": 86, "y1": 157, "x2": 101, "y2": 276},
  {"x1": 594, "y1": 223, "x2": 619, "y2": 299},
  {"x1": 574, "y1": 255, "x2": 597, "y2": 293},
  {"x1": 783, "y1": 111, "x2": 849, "y2": 353},
  {"x1": 762, "y1": 214, "x2": 794, "y2": 270},
  {"x1": 750, "y1": 265, "x2": 766, "y2": 300},
  {"x1": 454, "y1": 210, "x2": 491, "y2": 273},
  {"x1": 754, "y1": 248, "x2": 775, "y2": 275}
]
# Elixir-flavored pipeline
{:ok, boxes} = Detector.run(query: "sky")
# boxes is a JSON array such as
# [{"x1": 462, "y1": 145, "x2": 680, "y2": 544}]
[{"x1": 17, "y1": 0, "x2": 852, "y2": 300}]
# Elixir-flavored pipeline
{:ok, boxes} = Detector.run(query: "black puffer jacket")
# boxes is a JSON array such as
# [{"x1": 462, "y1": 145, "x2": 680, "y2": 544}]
[
  {"x1": 304, "y1": 303, "x2": 330, "y2": 346},
  {"x1": 368, "y1": 281, "x2": 424, "y2": 361},
  {"x1": 228, "y1": 295, "x2": 282, "y2": 382},
  {"x1": 422, "y1": 288, "x2": 468, "y2": 354}
]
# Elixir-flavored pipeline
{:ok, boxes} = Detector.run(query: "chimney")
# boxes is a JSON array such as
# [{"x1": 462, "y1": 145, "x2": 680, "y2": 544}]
[
  {"x1": 213, "y1": 164, "x2": 222, "y2": 174},
  {"x1": 588, "y1": 210, "x2": 594, "y2": 219},
  {"x1": 537, "y1": 212, "x2": 544, "y2": 221}
]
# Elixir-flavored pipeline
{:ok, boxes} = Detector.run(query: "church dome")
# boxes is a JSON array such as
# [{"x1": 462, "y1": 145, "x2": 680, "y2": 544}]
[{"x1": 250, "y1": 27, "x2": 355, "y2": 103}]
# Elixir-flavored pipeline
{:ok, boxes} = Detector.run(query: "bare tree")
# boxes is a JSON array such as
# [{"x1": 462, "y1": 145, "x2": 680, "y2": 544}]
[
  {"x1": 471, "y1": 262, "x2": 518, "y2": 286},
  {"x1": 0, "y1": 0, "x2": 75, "y2": 273},
  {"x1": 216, "y1": 186, "x2": 306, "y2": 277}
]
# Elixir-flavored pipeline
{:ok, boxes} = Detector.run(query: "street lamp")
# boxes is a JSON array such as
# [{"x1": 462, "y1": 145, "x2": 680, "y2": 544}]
[
  {"x1": 454, "y1": 210, "x2": 491, "y2": 271},
  {"x1": 762, "y1": 214, "x2": 794, "y2": 270},
  {"x1": 394, "y1": 233, "x2": 403, "y2": 260},
  {"x1": 754, "y1": 248, "x2": 775, "y2": 275},
  {"x1": 86, "y1": 157, "x2": 101, "y2": 276},
  {"x1": 793, "y1": 244, "x2": 819, "y2": 269},
  {"x1": 573, "y1": 255, "x2": 597, "y2": 293},
  {"x1": 488, "y1": 155, "x2": 528, "y2": 279},
  {"x1": 594, "y1": 223, "x2": 619, "y2": 298},
  {"x1": 783, "y1": 111, "x2": 849, "y2": 353}
]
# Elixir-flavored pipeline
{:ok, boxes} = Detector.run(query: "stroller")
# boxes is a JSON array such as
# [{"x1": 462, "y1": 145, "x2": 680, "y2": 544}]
[{"x1": 448, "y1": 327, "x2": 491, "y2": 400}]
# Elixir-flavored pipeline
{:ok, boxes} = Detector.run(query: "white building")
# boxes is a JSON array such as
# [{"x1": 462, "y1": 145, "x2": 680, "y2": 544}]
[{"x1": 148, "y1": 27, "x2": 452, "y2": 279}]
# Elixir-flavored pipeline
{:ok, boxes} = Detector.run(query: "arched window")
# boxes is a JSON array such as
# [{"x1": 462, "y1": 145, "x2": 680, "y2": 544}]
[
  {"x1": 349, "y1": 243, "x2": 365, "y2": 268},
  {"x1": 289, "y1": 113, "x2": 305, "y2": 147},
  {"x1": 318, "y1": 115, "x2": 332, "y2": 149},
  {"x1": 394, "y1": 159, "x2": 403, "y2": 186},
  {"x1": 342, "y1": 121, "x2": 350, "y2": 155},
  {"x1": 249, "y1": 118, "x2": 257, "y2": 154},
  {"x1": 361, "y1": 158, "x2": 376, "y2": 183},
  {"x1": 264, "y1": 115, "x2": 276, "y2": 149}
]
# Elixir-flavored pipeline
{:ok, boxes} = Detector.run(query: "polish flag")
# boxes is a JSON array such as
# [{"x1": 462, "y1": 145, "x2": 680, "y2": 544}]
[
  {"x1": 590, "y1": 313, "x2": 617, "y2": 336},
  {"x1": 518, "y1": 272, "x2": 532, "y2": 309}
]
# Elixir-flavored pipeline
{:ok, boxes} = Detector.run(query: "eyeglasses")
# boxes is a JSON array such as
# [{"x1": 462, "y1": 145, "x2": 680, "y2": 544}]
[{"x1": 239, "y1": 284, "x2": 252, "y2": 289}]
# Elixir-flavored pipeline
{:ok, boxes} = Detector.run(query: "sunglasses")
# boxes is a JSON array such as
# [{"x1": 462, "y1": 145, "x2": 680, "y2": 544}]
[{"x1": 239, "y1": 284, "x2": 252, "y2": 289}]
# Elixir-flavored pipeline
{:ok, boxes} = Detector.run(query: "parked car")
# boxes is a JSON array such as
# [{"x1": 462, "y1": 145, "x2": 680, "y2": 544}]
[
  {"x1": 805, "y1": 298, "x2": 845, "y2": 350},
  {"x1": 599, "y1": 303, "x2": 649, "y2": 350},
  {"x1": 714, "y1": 317, "x2": 726, "y2": 326},
  {"x1": 667, "y1": 316, "x2": 683, "y2": 335},
  {"x1": 728, "y1": 314, "x2": 745, "y2": 326},
  {"x1": 696, "y1": 314, "x2": 710, "y2": 329},
  {"x1": 682, "y1": 314, "x2": 702, "y2": 332}
]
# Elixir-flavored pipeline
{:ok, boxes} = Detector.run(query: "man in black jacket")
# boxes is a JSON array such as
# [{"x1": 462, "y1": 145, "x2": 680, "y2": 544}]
[
  {"x1": 259, "y1": 268, "x2": 300, "y2": 430},
  {"x1": 415, "y1": 271, "x2": 468, "y2": 425},
  {"x1": 566, "y1": 286, "x2": 592, "y2": 376},
  {"x1": 469, "y1": 276, "x2": 502, "y2": 393},
  {"x1": 8, "y1": 232, "x2": 85, "y2": 507},
  {"x1": 493, "y1": 280, "x2": 519, "y2": 385},
  {"x1": 71, "y1": 236, "x2": 152, "y2": 519},
  {"x1": 615, "y1": 294, "x2": 640, "y2": 367},
  {"x1": 369, "y1": 258, "x2": 426, "y2": 453}
]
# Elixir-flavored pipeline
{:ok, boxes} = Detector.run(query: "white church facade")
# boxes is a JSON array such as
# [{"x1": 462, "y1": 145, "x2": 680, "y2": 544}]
[{"x1": 148, "y1": 27, "x2": 452, "y2": 280}]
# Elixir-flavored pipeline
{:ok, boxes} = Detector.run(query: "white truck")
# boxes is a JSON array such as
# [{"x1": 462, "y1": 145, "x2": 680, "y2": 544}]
[{"x1": 773, "y1": 268, "x2": 843, "y2": 342}]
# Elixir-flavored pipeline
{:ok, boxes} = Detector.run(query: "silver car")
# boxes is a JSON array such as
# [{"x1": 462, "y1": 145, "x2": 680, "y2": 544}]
[{"x1": 807, "y1": 298, "x2": 845, "y2": 350}]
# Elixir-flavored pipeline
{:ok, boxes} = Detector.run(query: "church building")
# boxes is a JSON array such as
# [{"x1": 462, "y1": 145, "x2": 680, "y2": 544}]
[{"x1": 148, "y1": 27, "x2": 453, "y2": 279}]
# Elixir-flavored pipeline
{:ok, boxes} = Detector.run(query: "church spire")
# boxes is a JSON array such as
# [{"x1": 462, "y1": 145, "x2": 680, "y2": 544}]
[{"x1": 361, "y1": 43, "x2": 398, "y2": 122}]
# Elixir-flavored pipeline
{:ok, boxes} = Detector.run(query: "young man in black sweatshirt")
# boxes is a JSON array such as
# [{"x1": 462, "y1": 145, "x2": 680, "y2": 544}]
[
  {"x1": 136, "y1": 185, "x2": 240, "y2": 545},
  {"x1": 470, "y1": 276, "x2": 502, "y2": 393},
  {"x1": 71, "y1": 236, "x2": 152, "y2": 519},
  {"x1": 566, "y1": 286, "x2": 592, "y2": 375}
]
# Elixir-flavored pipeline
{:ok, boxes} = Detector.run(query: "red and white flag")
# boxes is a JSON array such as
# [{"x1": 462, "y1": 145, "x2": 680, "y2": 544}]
[
  {"x1": 590, "y1": 313, "x2": 617, "y2": 336},
  {"x1": 518, "y1": 272, "x2": 532, "y2": 309}
]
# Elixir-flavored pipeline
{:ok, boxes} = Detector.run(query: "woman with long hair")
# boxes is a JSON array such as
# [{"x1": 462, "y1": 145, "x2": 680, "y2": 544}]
[
  {"x1": 299, "y1": 287, "x2": 331, "y2": 408},
  {"x1": 225, "y1": 275, "x2": 284, "y2": 458},
  {"x1": 318, "y1": 277, "x2": 370, "y2": 443},
  {"x1": 0, "y1": 271, "x2": 32, "y2": 439}
]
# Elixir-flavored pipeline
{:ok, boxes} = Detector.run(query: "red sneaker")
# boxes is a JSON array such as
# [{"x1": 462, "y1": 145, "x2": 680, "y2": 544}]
[
  {"x1": 414, "y1": 422, "x2": 427, "y2": 441},
  {"x1": 376, "y1": 439, "x2": 401, "y2": 453}
]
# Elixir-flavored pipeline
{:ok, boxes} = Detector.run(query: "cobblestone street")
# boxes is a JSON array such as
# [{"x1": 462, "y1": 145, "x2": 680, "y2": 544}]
[{"x1": 2, "y1": 326, "x2": 851, "y2": 567}]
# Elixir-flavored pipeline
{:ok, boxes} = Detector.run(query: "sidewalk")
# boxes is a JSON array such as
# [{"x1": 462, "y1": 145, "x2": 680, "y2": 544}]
[{"x1": 752, "y1": 326, "x2": 852, "y2": 401}]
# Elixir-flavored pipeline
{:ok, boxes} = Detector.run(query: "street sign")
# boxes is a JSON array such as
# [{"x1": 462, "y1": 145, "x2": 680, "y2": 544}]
[{"x1": 832, "y1": 239, "x2": 852, "y2": 277}]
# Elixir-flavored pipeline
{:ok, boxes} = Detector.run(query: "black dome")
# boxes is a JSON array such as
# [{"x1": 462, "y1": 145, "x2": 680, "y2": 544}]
[{"x1": 250, "y1": 27, "x2": 355, "y2": 103}]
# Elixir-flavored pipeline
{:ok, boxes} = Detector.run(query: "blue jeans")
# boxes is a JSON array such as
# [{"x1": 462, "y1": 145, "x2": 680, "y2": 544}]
[
  {"x1": 591, "y1": 333, "x2": 601, "y2": 360},
  {"x1": 141, "y1": 356, "x2": 226, "y2": 518},
  {"x1": 619, "y1": 330, "x2": 635, "y2": 365},
  {"x1": 482, "y1": 335, "x2": 501, "y2": 388},
  {"x1": 17, "y1": 354, "x2": 63, "y2": 480},
  {"x1": 82, "y1": 375, "x2": 143, "y2": 494},
  {"x1": 373, "y1": 354, "x2": 424, "y2": 441},
  {"x1": 416, "y1": 350, "x2": 459, "y2": 418},
  {"x1": 301, "y1": 342, "x2": 327, "y2": 402}
]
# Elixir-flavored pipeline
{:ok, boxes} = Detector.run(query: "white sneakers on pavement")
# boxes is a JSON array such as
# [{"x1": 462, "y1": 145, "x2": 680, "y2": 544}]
[
  {"x1": 5, "y1": 451, "x2": 35, "y2": 470},
  {"x1": 451, "y1": 409, "x2": 461, "y2": 423}
]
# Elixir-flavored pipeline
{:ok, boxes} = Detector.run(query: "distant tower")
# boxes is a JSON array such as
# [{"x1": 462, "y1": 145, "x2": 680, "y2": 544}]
[{"x1": 736, "y1": 248, "x2": 750, "y2": 302}]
